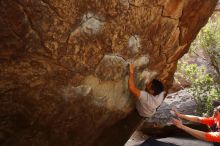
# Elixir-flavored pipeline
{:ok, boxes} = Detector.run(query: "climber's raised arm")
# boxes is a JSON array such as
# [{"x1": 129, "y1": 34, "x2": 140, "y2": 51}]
[{"x1": 128, "y1": 64, "x2": 140, "y2": 99}]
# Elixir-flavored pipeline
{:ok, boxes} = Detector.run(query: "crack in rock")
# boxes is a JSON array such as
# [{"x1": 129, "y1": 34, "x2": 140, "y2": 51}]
[{"x1": 41, "y1": 0, "x2": 63, "y2": 20}]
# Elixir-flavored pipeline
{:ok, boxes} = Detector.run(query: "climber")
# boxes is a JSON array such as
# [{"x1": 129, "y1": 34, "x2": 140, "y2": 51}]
[
  {"x1": 128, "y1": 64, "x2": 166, "y2": 118},
  {"x1": 171, "y1": 106, "x2": 220, "y2": 145}
]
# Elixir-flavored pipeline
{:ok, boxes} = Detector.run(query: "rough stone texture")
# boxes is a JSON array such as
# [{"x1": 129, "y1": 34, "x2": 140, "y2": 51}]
[
  {"x1": 168, "y1": 74, "x2": 191, "y2": 93},
  {"x1": 0, "y1": 0, "x2": 218, "y2": 146},
  {"x1": 144, "y1": 90, "x2": 197, "y2": 127}
]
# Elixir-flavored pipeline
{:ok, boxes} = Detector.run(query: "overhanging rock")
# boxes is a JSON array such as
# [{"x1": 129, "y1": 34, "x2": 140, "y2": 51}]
[{"x1": 0, "y1": 0, "x2": 218, "y2": 146}]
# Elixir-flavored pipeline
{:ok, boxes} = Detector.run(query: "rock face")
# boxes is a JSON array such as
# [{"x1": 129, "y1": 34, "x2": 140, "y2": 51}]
[
  {"x1": 0, "y1": 0, "x2": 217, "y2": 146},
  {"x1": 144, "y1": 90, "x2": 197, "y2": 127}
]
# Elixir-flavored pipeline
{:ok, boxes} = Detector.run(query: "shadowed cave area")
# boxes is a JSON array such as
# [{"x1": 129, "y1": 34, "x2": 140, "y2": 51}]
[{"x1": 0, "y1": 0, "x2": 218, "y2": 146}]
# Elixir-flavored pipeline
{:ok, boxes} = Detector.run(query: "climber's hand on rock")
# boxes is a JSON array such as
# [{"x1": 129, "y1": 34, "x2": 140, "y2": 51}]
[
  {"x1": 171, "y1": 106, "x2": 180, "y2": 117},
  {"x1": 172, "y1": 118, "x2": 183, "y2": 129}
]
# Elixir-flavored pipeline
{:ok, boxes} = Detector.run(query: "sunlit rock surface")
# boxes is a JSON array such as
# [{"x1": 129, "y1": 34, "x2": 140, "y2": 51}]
[{"x1": 0, "y1": 0, "x2": 218, "y2": 146}]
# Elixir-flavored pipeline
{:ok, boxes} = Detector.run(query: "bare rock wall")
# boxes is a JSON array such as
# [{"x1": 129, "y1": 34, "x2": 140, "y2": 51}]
[{"x1": 0, "y1": 0, "x2": 218, "y2": 146}]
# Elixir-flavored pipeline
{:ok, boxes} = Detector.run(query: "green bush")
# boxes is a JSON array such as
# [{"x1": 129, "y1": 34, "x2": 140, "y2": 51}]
[
  {"x1": 191, "y1": 13, "x2": 220, "y2": 80},
  {"x1": 177, "y1": 13, "x2": 220, "y2": 116},
  {"x1": 177, "y1": 62, "x2": 220, "y2": 116}
]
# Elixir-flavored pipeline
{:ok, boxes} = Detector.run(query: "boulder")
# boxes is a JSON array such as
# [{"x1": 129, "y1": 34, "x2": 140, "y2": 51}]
[
  {"x1": 144, "y1": 90, "x2": 197, "y2": 127},
  {"x1": 0, "y1": 0, "x2": 218, "y2": 146}
]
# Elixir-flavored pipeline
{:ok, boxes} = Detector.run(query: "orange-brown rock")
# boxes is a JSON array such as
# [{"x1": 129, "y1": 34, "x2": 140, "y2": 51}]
[{"x1": 0, "y1": 0, "x2": 218, "y2": 146}]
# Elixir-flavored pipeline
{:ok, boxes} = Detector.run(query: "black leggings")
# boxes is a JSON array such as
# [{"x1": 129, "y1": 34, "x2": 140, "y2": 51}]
[
  {"x1": 140, "y1": 138, "x2": 178, "y2": 146},
  {"x1": 213, "y1": 142, "x2": 220, "y2": 146}
]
